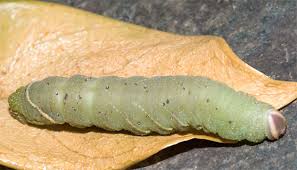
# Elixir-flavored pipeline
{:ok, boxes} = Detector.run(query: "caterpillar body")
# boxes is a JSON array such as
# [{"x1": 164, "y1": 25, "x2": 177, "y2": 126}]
[{"x1": 8, "y1": 75, "x2": 286, "y2": 142}]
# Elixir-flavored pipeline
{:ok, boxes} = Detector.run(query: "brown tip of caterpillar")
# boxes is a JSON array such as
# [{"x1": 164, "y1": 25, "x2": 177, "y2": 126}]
[{"x1": 267, "y1": 110, "x2": 287, "y2": 140}]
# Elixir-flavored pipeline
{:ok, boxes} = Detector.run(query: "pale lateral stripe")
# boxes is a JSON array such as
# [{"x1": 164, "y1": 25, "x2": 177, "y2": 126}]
[
  {"x1": 26, "y1": 82, "x2": 57, "y2": 123},
  {"x1": 112, "y1": 104, "x2": 150, "y2": 134},
  {"x1": 134, "y1": 102, "x2": 173, "y2": 132},
  {"x1": 170, "y1": 111, "x2": 189, "y2": 127},
  {"x1": 103, "y1": 80, "x2": 149, "y2": 134},
  {"x1": 161, "y1": 101, "x2": 189, "y2": 128}
]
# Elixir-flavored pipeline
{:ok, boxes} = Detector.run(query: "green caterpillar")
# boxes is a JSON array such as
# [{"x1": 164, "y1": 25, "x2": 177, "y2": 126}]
[{"x1": 8, "y1": 75, "x2": 286, "y2": 142}]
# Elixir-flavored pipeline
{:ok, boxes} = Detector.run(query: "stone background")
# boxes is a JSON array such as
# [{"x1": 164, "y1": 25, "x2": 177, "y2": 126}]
[{"x1": 2, "y1": 0, "x2": 297, "y2": 169}]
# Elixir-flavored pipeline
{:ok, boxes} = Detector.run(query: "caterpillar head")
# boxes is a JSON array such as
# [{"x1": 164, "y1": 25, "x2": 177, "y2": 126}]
[{"x1": 8, "y1": 86, "x2": 54, "y2": 125}]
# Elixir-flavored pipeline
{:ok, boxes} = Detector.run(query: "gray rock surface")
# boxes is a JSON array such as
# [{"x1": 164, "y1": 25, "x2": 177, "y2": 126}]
[{"x1": 3, "y1": 0, "x2": 297, "y2": 169}]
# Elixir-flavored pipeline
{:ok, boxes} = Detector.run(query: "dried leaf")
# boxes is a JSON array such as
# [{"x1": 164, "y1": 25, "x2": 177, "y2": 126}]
[{"x1": 0, "y1": 1, "x2": 296, "y2": 169}]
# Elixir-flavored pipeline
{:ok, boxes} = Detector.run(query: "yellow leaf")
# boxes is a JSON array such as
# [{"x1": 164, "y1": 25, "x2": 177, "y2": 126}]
[{"x1": 0, "y1": 1, "x2": 296, "y2": 169}]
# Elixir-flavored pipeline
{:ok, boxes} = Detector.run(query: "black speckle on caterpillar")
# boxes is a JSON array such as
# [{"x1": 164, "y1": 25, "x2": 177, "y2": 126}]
[{"x1": 8, "y1": 75, "x2": 287, "y2": 142}]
